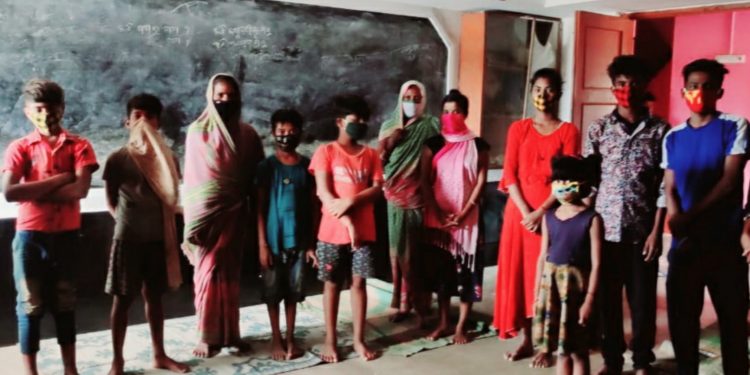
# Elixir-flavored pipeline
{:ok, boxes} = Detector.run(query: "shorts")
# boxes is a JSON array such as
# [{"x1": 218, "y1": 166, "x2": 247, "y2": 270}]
[
  {"x1": 315, "y1": 241, "x2": 375, "y2": 284},
  {"x1": 419, "y1": 244, "x2": 484, "y2": 303},
  {"x1": 259, "y1": 248, "x2": 307, "y2": 304},
  {"x1": 105, "y1": 240, "x2": 167, "y2": 296}
]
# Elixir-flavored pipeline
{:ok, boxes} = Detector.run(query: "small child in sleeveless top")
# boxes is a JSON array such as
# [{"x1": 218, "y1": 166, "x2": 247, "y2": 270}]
[{"x1": 532, "y1": 155, "x2": 602, "y2": 375}]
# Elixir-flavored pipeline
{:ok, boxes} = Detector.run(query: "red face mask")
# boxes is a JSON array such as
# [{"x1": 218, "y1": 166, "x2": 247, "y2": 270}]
[
  {"x1": 612, "y1": 85, "x2": 631, "y2": 108},
  {"x1": 441, "y1": 113, "x2": 468, "y2": 135},
  {"x1": 684, "y1": 88, "x2": 704, "y2": 113}
]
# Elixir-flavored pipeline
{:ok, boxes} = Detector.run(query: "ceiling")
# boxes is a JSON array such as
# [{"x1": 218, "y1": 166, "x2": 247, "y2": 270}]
[{"x1": 371, "y1": 0, "x2": 750, "y2": 16}]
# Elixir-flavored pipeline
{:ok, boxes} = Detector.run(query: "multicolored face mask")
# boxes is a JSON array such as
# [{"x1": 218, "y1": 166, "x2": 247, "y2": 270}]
[
  {"x1": 683, "y1": 88, "x2": 704, "y2": 113},
  {"x1": 612, "y1": 85, "x2": 632, "y2": 108},
  {"x1": 533, "y1": 94, "x2": 547, "y2": 112},
  {"x1": 551, "y1": 180, "x2": 581, "y2": 204}
]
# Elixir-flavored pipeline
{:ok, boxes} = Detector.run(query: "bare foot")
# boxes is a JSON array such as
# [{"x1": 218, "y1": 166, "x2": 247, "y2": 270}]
[
  {"x1": 453, "y1": 329, "x2": 471, "y2": 345},
  {"x1": 192, "y1": 342, "x2": 220, "y2": 358},
  {"x1": 107, "y1": 358, "x2": 124, "y2": 375},
  {"x1": 353, "y1": 341, "x2": 377, "y2": 361},
  {"x1": 285, "y1": 340, "x2": 305, "y2": 360},
  {"x1": 426, "y1": 324, "x2": 450, "y2": 341},
  {"x1": 389, "y1": 311, "x2": 410, "y2": 323},
  {"x1": 64, "y1": 368, "x2": 79, "y2": 375},
  {"x1": 530, "y1": 352, "x2": 553, "y2": 368},
  {"x1": 229, "y1": 339, "x2": 252, "y2": 356},
  {"x1": 634, "y1": 368, "x2": 650, "y2": 375},
  {"x1": 320, "y1": 341, "x2": 339, "y2": 363},
  {"x1": 153, "y1": 355, "x2": 189, "y2": 373},
  {"x1": 270, "y1": 336, "x2": 286, "y2": 361},
  {"x1": 504, "y1": 340, "x2": 533, "y2": 361}
]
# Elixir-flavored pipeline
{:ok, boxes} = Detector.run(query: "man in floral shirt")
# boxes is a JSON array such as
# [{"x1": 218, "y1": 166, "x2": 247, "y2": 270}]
[{"x1": 583, "y1": 55, "x2": 669, "y2": 375}]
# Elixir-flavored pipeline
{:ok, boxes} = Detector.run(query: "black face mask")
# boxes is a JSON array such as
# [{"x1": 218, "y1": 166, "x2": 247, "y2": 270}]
[
  {"x1": 213, "y1": 100, "x2": 241, "y2": 122},
  {"x1": 345, "y1": 122, "x2": 368, "y2": 141},
  {"x1": 274, "y1": 134, "x2": 300, "y2": 151}
]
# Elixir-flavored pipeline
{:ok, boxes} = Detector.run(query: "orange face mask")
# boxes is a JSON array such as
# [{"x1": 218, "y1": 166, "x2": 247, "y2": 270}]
[{"x1": 684, "y1": 88, "x2": 704, "y2": 113}]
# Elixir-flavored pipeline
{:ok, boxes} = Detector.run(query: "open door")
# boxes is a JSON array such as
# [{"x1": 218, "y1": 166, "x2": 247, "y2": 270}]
[{"x1": 572, "y1": 11, "x2": 635, "y2": 139}]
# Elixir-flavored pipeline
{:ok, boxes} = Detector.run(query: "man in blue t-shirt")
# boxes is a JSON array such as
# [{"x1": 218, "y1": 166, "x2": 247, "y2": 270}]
[
  {"x1": 256, "y1": 109, "x2": 319, "y2": 361},
  {"x1": 662, "y1": 58, "x2": 749, "y2": 375}
]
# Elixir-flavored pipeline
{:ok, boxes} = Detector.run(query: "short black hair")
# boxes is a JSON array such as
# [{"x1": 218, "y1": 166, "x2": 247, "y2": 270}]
[
  {"x1": 270, "y1": 109, "x2": 304, "y2": 131},
  {"x1": 441, "y1": 89, "x2": 469, "y2": 116},
  {"x1": 682, "y1": 58, "x2": 729, "y2": 87},
  {"x1": 23, "y1": 79, "x2": 64, "y2": 105},
  {"x1": 530, "y1": 68, "x2": 563, "y2": 95},
  {"x1": 607, "y1": 55, "x2": 652, "y2": 83},
  {"x1": 550, "y1": 154, "x2": 601, "y2": 187},
  {"x1": 127, "y1": 93, "x2": 163, "y2": 117},
  {"x1": 331, "y1": 94, "x2": 370, "y2": 121}
]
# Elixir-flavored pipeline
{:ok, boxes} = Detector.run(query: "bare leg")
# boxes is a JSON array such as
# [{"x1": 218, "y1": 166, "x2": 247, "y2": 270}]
[
  {"x1": 266, "y1": 302, "x2": 286, "y2": 361},
  {"x1": 321, "y1": 281, "x2": 340, "y2": 363},
  {"x1": 505, "y1": 318, "x2": 534, "y2": 361},
  {"x1": 557, "y1": 354, "x2": 573, "y2": 375},
  {"x1": 389, "y1": 258, "x2": 409, "y2": 322},
  {"x1": 351, "y1": 276, "x2": 376, "y2": 361},
  {"x1": 21, "y1": 353, "x2": 38, "y2": 375},
  {"x1": 108, "y1": 295, "x2": 134, "y2": 375},
  {"x1": 143, "y1": 287, "x2": 189, "y2": 373},
  {"x1": 453, "y1": 301, "x2": 472, "y2": 344},
  {"x1": 571, "y1": 352, "x2": 590, "y2": 375},
  {"x1": 427, "y1": 294, "x2": 451, "y2": 341},
  {"x1": 284, "y1": 300, "x2": 304, "y2": 360},
  {"x1": 61, "y1": 343, "x2": 78, "y2": 375}
]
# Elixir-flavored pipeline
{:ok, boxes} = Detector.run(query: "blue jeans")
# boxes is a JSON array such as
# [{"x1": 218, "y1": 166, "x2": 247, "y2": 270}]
[{"x1": 12, "y1": 230, "x2": 78, "y2": 354}]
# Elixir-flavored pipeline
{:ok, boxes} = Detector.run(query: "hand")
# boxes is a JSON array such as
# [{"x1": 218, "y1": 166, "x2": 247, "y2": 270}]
[
  {"x1": 642, "y1": 230, "x2": 663, "y2": 262},
  {"x1": 259, "y1": 244, "x2": 273, "y2": 270},
  {"x1": 340, "y1": 216, "x2": 362, "y2": 249},
  {"x1": 442, "y1": 212, "x2": 460, "y2": 228},
  {"x1": 668, "y1": 212, "x2": 692, "y2": 238},
  {"x1": 521, "y1": 209, "x2": 544, "y2": 232},
  {"x1": 578, "y1": 299, "x2": 593, "y2": 327},
  {"x1": 306, "y1": 249, "x2": 319, "y2": 268},
  {"x1": 742, "y1": 227, "x2": 750, "y2": 263},
  {"x1": 327, "y1": 198, "x2": 354, "y2": 218}
]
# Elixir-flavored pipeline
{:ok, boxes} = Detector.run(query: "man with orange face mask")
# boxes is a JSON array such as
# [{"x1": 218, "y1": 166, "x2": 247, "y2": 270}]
[
  {"x1": 583, "y1": 56, "x2": 670, "y2": 375},
  {"x1": 662, "y1": 59, "x2": 749, "y2": 375}
]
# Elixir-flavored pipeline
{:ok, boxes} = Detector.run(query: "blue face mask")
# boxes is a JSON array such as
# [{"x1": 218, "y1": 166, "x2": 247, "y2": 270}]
[
  {"x1": 345, "y1": 121, "x2": 368, "y2": 141},
  {"x1": 551, "y1": 180, "x2": 581, "y2": 205}
]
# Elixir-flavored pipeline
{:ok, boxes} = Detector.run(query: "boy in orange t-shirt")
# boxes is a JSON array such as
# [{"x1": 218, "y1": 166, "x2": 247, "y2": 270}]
[{"x1": 308, "y1": 94, "x2": 383, "y2": 363}]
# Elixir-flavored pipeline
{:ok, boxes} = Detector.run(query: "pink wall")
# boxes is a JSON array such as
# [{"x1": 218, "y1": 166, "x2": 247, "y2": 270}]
[{"x1": 669, "y1": 10, "x2": 750, "y2": 125}]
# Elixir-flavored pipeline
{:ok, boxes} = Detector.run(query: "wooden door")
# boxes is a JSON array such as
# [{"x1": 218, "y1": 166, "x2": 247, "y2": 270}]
[{"x1": 572, "y1": 11, "x2": 635, "y2": 140}]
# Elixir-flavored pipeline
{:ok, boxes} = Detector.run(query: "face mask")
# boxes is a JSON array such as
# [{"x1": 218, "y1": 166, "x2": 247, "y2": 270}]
[
  {"x1": 345, "y1": 121, "x2": 368, "y2": 141},
  {"x1": 533, "y1": 94, "x2": 549, "y2": 112},
  {"x1": 274, "y1": 134, "x2": 300, "y2": 151},
  {"x1": 402, "y1": 101, "x2": 417, "y2": 119},
  {"x1": 29, "y1": 111, "x2": 61, "y2": 136},
  {"x1": 551, "y1": 180, "x2": 581, "y2": 205},
  {"x1": 612, "y1": 86, "x2": 631, "y2": 108},
  {"x1": 684, "y1": 88, "x2": 704, "y2": 113},
  {"x1": 213, "y1": 100, "x2": 241, "y2": 122},
  {"x1": 441, "y1": 113, "x2": 467, "y2": 136}
]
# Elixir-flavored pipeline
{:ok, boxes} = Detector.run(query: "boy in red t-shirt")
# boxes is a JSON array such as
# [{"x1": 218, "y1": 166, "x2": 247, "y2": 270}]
[
  {"x1": 2, "y1": 79, "x2": 99, "y2": 375},
  {"x1": 308, "y1": 95, "x2": 383, "y2": 363}
]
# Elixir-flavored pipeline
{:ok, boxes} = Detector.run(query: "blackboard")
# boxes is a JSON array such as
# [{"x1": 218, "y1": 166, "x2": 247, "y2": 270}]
[{"x1": 0, "y1": 0, "x2": 447, "y2": 184}]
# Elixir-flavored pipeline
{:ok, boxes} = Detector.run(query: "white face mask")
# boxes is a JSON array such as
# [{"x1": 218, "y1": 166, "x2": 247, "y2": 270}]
[{"x1": 402, "y1": 101, "x2": 417, "y2": 119}]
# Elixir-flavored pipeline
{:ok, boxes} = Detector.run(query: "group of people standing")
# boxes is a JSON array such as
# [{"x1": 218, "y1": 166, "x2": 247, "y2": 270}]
[{"x1": 2, "y1": 54, "x2": 749, "y2": 375}]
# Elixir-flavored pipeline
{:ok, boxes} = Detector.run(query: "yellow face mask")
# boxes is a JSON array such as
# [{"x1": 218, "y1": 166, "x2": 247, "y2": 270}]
[
  {"x1": 30, "y1": 112, "x2": 51, "y2": 135},
  {"x1": 533, "y1": 94, "x2": 547, "y2": 112}
]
